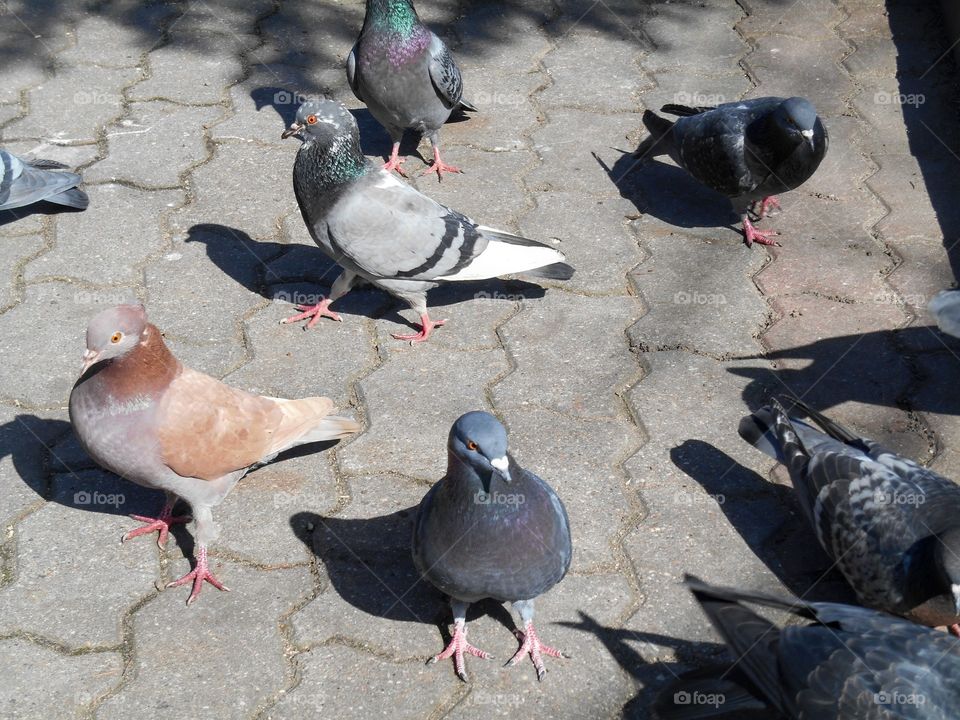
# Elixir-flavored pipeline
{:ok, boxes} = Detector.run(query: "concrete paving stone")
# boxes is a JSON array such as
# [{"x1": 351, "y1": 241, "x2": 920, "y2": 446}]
[
  {"x1": 266, "y1": 645, "x2": 454, "y2": 719},
  {"x1": 131, "y1": 37, "x2": 243, "y2": 104},
  {"x1": 737, "y1": 0, "x2": 843, "y2": 40},
  {"x1": 0, "y1": 639, "x2": 121, "y2": 719},
  {"x1": 870, "y1": 155, "x2": 960, "y2": 243},
  {"x1": 449, "y1": 77, "x2": 542, "y2": 153},
  {"x1": 0, "y1": 210, "x2": 44, "y2": 237},
  {"x1": 0, "y1": 102, "x2": 22, "y2": 126},
  {"x1": 169, "y1": 141, "x2": 300, "y2": 242},
  {"x1": 0, "y1": 282, "x2": 138, "y2": 407},
  {"x1": 86, "y1": 102, "x2": 220, "y2": 186},
  {"x1": 57, "y1": 15, "x2": 157, "y2": 68},
  {"x1": 442, "y1": 574, "x2": 636, "y2": 719},
  {"x1": 844, "y1": 34, "x2": 946, "y2": 79},
  {"x1": 24, "y1": 183, "x2": 181, "y2": 285},
  {"x1": 505, "y1": 408, "x2": 636, "y2": 571},
  {"x1": 539, "y1": 35, "x2": 648, "y2": 112},
  {"x1": 0, "y1": 139, "x2": 99, "y2": 171},
  {"x1": 518, "y1": 192, "x2": 643, "y2": 295},
  {"x1": 176, "y1": 0, "x2": 275, "y2": 38},
  {"x1": 805, "y1": 115, "x2": 874, "y2": 203},
  {"x1": 0, "y1": 468, "x2": 158, "y2": 647},
  {"x1": 289, "y1": 474, "x2": 436, "y2": 656},
  {"x1": 0, "y1": 63, "x2": 44, "y2": 107},
  {"x1": 644, "y1": 3, "x2": 747, "y2": 74},
  {"x1": 852, "y1": 77, "x2": 960, "y2": 158},
  {"x1": 97, "y1": 562, "x2": 311, "y2": 720},
  {"x1": 0, "y1": 24, "x2": 55, "y2": 106},
  {"x1": 339, "y1": 347, "x2": 508, "y2": 479},
  {"x1": 931, "y1": 446, "x2": 960, "y2": 485},
  {"x1": 638, "y1": 71, "x2": 752, "y2": 117},
  {"x1": 551, "y1": 0, "x2": 653, "y2": 37},
  {"x1": 628, "y1": 236, "x2": 767, "y2": 357},
  {"x1": 0, "y1": 233, "x2": 44, "y2": 309},
  {"x1": 882, "y1": 241, "x2": 959, "y2": 328},
  {"x1": 494, "y1": 292, "x2": 640, "y2": 418},
  {"x1": 5, "y1": 65, "x2": 139, "y2": 143},
  {"x1": 0, "y1": 407, "x2": 69, "y2": 528},
  {"x1": 253, "y1": 1, "x2": 362, "y2": 69},
  {"x1": 911, "y1": 354, "x2": 960, "y2": 460},
  {"x1": 528, "y1": 109, "x2": 640, "y2": 195},
  {"x1": 837, "y1": 1, "x2": 895, "y2": 40},
  {"x1": 744, "y1": 34, "x2": 852, "y2": 119}
]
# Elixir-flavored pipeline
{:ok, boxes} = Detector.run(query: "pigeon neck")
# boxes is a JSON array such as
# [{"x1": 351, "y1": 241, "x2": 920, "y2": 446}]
[
  {"x1": 300, "y1": 133, "x2": 369, "y2": 190},
  {"x1": 96, "y1": 323, "x2": 179, "y2": 396},
  {"x1": 903, "y1": 535, "x2": 952, "y2": 605},
  {"x1": 364, "y1": 0, "x2": 420, "y2": 36}
]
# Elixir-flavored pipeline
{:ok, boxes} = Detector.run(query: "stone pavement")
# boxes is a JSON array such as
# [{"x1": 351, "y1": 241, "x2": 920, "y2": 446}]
[{"x1": 1, "y1": 0, "x2": 959, "y2": 717}]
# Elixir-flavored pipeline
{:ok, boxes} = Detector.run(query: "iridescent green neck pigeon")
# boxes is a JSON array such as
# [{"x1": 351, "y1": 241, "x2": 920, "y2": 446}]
[
  {"x1": 1, "y1": 148, "x2": 88, "y2": 212},
  {"x1": 633, "y1": 96, "x2": 827, "y2": 247},
  {"x1": 346, "y1": 0, "x2": 477, "y2": 180},
  {"x1": 281, "y1": 99, "x2": 573, "y2": 343},
  {"x1": 412, "y1": 411, "x2": 572, "y2": 681}
]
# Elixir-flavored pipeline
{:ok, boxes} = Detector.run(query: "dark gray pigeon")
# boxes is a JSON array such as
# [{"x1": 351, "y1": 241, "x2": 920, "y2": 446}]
[
  {"x1": 633, "y1": 97, "x2": 827, "y2": 246},
  {"x1": 0, "y1": 148, "x2": 88, "y2": 212},
  {"x1": 281, "y1": 99, "x2": 573, "y2": 343},
  {"x1": 929, "y1": 290, "x2": 960, "y2": 339},
  {"x1": 739, "y1": 399, "x2": 960, "y2": 634},
  {"x1": 412, "y1": 411, "x2": 572, "y2": 680},
  {"x1": 346, "y1": 0, "x2": 477, "y2": 180},
  {"x1": 655, "y1": 576, "x2": 960, "y2": 719}
]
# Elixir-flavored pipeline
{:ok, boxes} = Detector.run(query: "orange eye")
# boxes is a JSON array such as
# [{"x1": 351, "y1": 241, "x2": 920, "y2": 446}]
[
  {"x1": 306, "y1": 114, "x2": 318, "y2": 125},
  {"x1": 110, "y1": 332, "x2": 122, "y2": 344},
  {"x1": 467, "y1": 440, "x2": 478, "y2": 451}
]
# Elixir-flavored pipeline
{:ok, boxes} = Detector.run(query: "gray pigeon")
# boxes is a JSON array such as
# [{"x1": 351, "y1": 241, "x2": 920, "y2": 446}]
[
  {"x1": 0, "y1": 148, "x2": 88, "y2": 212},
  {"x1": 655, "y1": 576, "x2": 960, "y2": 720},
  {"x1": 69, "y1": 304, "x2": 360, "y2": 605},
  {"x1": 346, "y1": 0, "x2": 477, "y2": 179},
  {"x1": 739, "y1": 399, "x2": 960, "y2": 634},
  {"x1": 633, "y1": 97, "x2": 827, "y2": 246},
  {"x1": 281, "y1": 99, "x2": 573, "y2": 343},
  {"x1": 412, "y1": 411, "x2": 572, "y2": 680},
  {"x1": 929, "y1": 290, "x2": 960, "y2": 339}
]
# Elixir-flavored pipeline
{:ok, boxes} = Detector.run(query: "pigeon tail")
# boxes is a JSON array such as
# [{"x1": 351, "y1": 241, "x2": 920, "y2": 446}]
[
  {"x1": 660, "y1": 103, "x2": 714, "y2": 117},
  {"x1": 653, "y1": 668, "x2": 767, "y2": 719},
  {"x1": 521, "y1": 261, "x2": 574, "y2": 281},
  {"x1": 737, "y1": 400, "x2": 810, "y2": 477},
  {"x1": 47, "y1": 186, "x2": 89, "y2": 209},
  {"x1": 436, "y1": 228, "x2": 570, "y2": 282},
  {"x1": 633, "y1": 109, "x2": 674, "y2": 160},
  {"x1": 265, "y1": 396, "x2": 360, "y2": 457}
]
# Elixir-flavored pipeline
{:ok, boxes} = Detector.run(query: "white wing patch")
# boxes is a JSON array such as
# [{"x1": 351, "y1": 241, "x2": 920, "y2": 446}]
[{"x1": 436, "y1": 230, "x2": 565, "y2": 282}]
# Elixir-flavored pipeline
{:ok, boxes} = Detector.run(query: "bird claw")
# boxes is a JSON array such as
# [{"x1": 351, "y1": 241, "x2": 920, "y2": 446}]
[
  {"x1": 392, "y1": 315, "x2": 445, "y2": 343},
  {"x1": 166, "y1": 546, "x2": 229, "y2": 606},
  {"x1": 430, "y1": 623, "x2": 491, "y2": 682},
  {"x1": 280, "y1": 301, "x2": 342, "y2": 329},
  {"x1": 421, "y1": 160, "x2": 462, "y2": 181},
  {"x1": 382, "y1": 156, "x2": 408, "y2": 177},
  {"x1": 121, "y1": 504, "x2": 190, "y2": 548},
  {"x1": 506, "y1": 623, "x2": 566, "y2": 681},
  {"x1": 742, "y1": 218, "x2": 781, "y2": 247}
]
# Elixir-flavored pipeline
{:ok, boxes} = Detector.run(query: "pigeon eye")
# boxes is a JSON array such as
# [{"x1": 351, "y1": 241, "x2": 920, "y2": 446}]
[
  {"x1": 467, "y1": 440, "x2": 478, "y2": 451},
  {"x1": 306, "y1": 114, "x2": 318, "y2": 125},
  {"x1": 110, "y1": 332, "x2": 123, "y2": 344}
]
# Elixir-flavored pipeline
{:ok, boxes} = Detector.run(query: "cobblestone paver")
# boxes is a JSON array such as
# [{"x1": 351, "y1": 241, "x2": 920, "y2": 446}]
[{"x1": 1, "y1": 0, "x2": 959, "y2": 718}]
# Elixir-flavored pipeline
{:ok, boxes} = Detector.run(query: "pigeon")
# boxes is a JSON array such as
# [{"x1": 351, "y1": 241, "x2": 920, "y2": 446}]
[
  {"x1": 412, "y1": 411, "x2": 572, "y2": 680},
  {"x1": 68, "y1": 304, "x2": 360, "y2": 605},
  {"x1": 929, "y1": 290, "x2": 960, "y2": 339},
  {"x1": 0, "y1": 148, "x2": 88, "y2": 212},
  {"x1": 632, "y1": 97, "x2": 827, "y2": 247},
  {"x1": 739, "y1": 398, "x2": 960, "y2": 634},
  {"x1": 346, "y1": 0, "x2": 477, "y2": 179},
  {"x1": 280, "y1": 98, "x2": 573, "y2": 343},
  {"x1": 654, "y1": 576, "x2": 960, "y2": 719}
]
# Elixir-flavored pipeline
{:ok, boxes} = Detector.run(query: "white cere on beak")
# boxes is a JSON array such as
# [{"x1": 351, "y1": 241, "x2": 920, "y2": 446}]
[
  {"x1": 800, "y1": 129, "x2": 814, "y2": 139},
  {"x1": 491, "y1": 456, "x2": 509, "y2": 472}
]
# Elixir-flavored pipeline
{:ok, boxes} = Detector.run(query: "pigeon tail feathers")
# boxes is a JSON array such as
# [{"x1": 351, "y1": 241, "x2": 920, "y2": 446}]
[{"x1": 265, "y1": 396, "x2": 360, "y2": 458}]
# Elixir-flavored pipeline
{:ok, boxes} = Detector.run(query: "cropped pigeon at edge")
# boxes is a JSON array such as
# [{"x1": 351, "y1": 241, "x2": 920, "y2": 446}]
[
  {"x1": 930, "y1": 289, "x2": 960, "y2": 339},
  {"x1": 0, "y1": 149, "x2": 89, "y2": 212}
]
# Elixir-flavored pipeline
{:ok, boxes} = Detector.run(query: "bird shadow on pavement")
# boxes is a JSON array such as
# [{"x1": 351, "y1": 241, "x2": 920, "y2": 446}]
[
  {"x1": 727, "y1": 326, "x2": 960, "y2": 418},
  {"x1": 289, "y1": 509, "x2": 517, "y2": 635},
  {"x1": 670, "y1": 440, "x2": 855, "y2": 606},
  {"x1": 186, "y1": 222, "x2": 549, "y2": 332},
  {"x1": 595, "y1": 151, "x2": 740, "y2": 232},
  {"x1": 0, "y1": 201, "x2": 86, "y2": 227}
]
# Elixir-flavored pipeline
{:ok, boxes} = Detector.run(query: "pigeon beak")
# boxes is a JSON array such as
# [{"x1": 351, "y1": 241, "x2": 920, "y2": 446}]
[
  {"x1": 952, "y1": 584, "x2": 960, "y2": 616},
  {"x1": 490, "y1": 456, "x2": 511, "y2": 484},
  {"x1": 80, "y1": 349, "x2": 101, "y2": 375},
  {"x1": 281, "y1": 122, "x2": 304, "y2": 140},
  {"x1": 801, "y1": 128, "x2": 814, "y2": 150}
]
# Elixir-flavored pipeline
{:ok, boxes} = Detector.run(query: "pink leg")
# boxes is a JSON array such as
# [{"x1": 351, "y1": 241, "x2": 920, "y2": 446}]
[
  {"x1": 741, "y1": 216, "x2": 780, "y2": 247},
  {"x1": 429, "y1": 619, "x2": 492, "y2": 681},
  {"x1": 421, "y1": 146, "x2": 462, "y2": 181},
  {"x1": 949, "y1": 624, "x2": 960, "y2": 637},
  {"x1": 122, "y1": 497, "x2": 190, "y2": 548},
  {"x1": 166, "y1": 545, "x2": 229, "y2": 606},
  {"x1": 280, "y1": 297, "x2": 342, "y2": 329},
  {"x1": 756, "y1": 195, "x2": 781, "y2": 219},
  {"x1": 392, "y1": 312, "x2": 446, "y2": 343},
  {"x1": 507, "y1": 621, "x2": 566, "y2": 681},
  {"x1": 383, "y1": 142, "x2": 408, "y2": 177}
]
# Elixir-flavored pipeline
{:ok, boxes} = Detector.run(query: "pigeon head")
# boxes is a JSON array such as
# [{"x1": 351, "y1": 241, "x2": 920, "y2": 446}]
[
  {"x1": 936, "y1": 527, "x2": 960, "y2": 615},
  {"x1": 81, "y1": 304, "x2": 147, "y2": 375},
  {"x1": 448, "y1": 411, "x2": 511, "y2": 490},
  {"x1": 282, "y1": 99, "x2": 357, "y2": 145},
  {"x1": 772, "y1": 97, "x2": 818, "y2": 150}
]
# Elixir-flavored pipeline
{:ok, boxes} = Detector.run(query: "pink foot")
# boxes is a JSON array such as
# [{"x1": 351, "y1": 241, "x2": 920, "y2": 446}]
[
  {"x1": 950, "y1": 624, "x2": 960, "y2": 637},
  {"x1": 429, "y1": 621, "x2": 492, "y2": 681},
  {"x1": 507, "y1": 622, "x2": 566, "y2": 681},
  {"x1": 122, "y1": 499, "x2": 190, "y2": 548},
  {"x1": 421, "y1": 147, "x2": 462, "y2": 181},
  {"x1": 383, "y1": 142, "x2": 408, "y2": 177},
  {"x1": 756, "y1": 195, "x2": 781, "y2": 219},
  {"x1": 392, "y1": 313, "x2": 446, "y2": 343},
  {"x1": 166, "y1": 545, "x2": 229, "y2": 606},
  {"x1": 742, "y1": 217, "x2": 780, "y2": 247},
  {"x1": 280, "y1": 298, "x2": 342, "y2": 329}
]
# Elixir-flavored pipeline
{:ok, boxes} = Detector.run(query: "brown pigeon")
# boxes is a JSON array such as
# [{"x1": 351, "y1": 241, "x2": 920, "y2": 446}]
[{"x1": 68, "y1": 304, "x2": 360, "y2": 604}]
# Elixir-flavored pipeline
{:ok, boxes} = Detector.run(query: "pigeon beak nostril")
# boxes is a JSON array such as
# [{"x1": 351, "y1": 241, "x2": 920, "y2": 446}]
[
  {"x1": 80, "y1": 349, "x2": 100, "y2": 374},
  {"x1": 281, "y1": 122, "x2": 304, "y2": 140}
]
